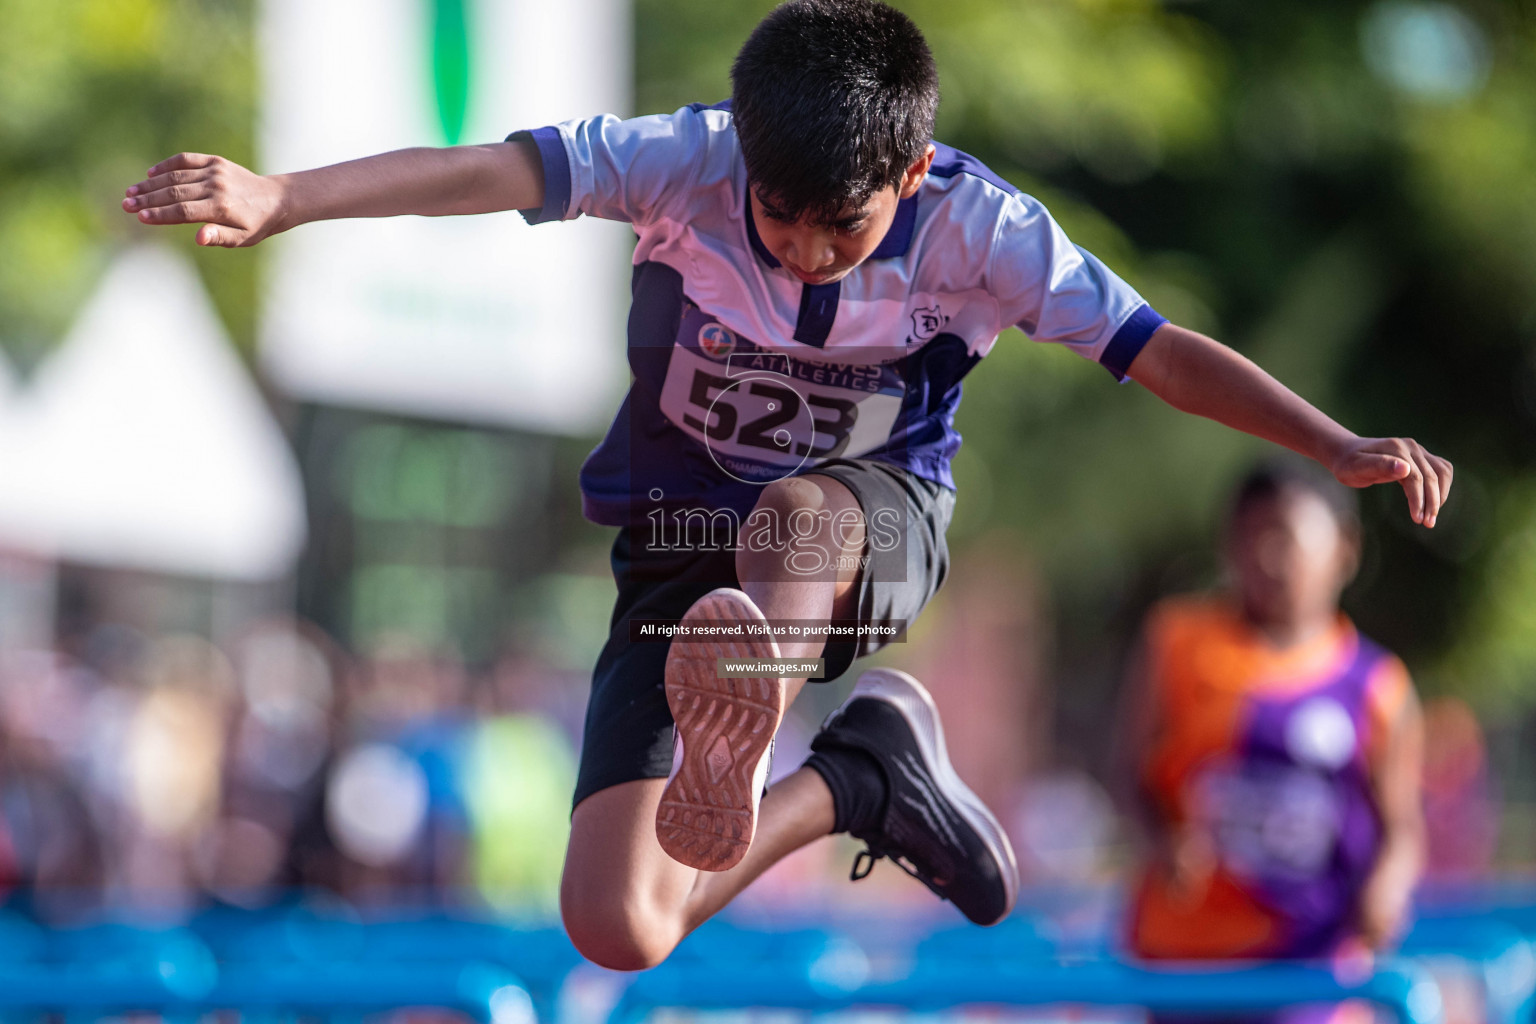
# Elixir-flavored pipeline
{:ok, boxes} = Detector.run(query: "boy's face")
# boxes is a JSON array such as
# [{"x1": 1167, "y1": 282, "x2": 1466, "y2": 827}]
[{"x1": 750, "y1": 145, "x2": 935, "y2": 286}]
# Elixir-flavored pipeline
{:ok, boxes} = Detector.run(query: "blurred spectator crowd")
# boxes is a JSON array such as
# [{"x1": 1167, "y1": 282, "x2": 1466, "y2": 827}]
[{"x1": 0, "y1": 616, "x2": 582, "y2": 922}]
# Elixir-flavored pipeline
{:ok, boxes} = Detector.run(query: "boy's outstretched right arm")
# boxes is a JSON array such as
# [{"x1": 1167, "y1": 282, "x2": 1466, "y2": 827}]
[{"x1": 122, "y1": 141, "x2": 546, "y2": 248}]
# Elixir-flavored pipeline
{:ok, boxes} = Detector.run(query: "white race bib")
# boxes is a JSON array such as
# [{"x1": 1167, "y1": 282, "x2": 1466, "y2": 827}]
[{"x1": 658, "y1": 306, "x2": 905, "y2": 483}]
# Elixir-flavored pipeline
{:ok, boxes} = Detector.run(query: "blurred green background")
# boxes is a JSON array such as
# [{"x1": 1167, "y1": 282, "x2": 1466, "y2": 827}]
[{"x1": 4, "y1": 0, "x2": 1535, "y2": 823}]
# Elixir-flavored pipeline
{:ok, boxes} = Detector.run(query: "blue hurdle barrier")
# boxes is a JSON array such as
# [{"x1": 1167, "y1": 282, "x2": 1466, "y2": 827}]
[
  {"x1": 0, "y1": 961, "x2": 190, "y2": 1018},
  {"x1": 912, "y1": 912, "x2": 1062, "y2": 964},
  {"x1": 191, "y1": 903, "x2": 578, "y2": 1023},
  {"x1": 0, "y1": 911, "x2": 46, "y2": 963},
  {"x1": 0, "y1": 923, "x2": 214, "y2": 1022},
  {"x1": 0, "y1": 918, "x2": 534, "y2": 1024},
  {"x1": 608, "y1": 946, "x2": 1446, "y2": 1024},
  {"x1": 27, "y1": 886, "x2": 1536, "y2": 1024},
  {"x1": 1398, "y1": 917, "x2": 1536, "y2": 1024},
  {"x1": 199, "y1": 960, "x2": 531, "y2": 1024}
]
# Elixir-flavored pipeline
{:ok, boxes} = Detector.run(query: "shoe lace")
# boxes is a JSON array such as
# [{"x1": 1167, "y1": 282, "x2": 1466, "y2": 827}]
[
  {"x1": 849, "y1": 846, "x2": 882, "y2": 881},
  {"x1": 849, "y1": 843, "x2": 945, "y2": 901}
]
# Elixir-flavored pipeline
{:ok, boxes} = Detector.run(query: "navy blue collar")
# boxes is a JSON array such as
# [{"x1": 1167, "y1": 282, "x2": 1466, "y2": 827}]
[
  {"x1": 742, "y1": 187, "x2": 920, "y2": 272},
  {"x1": 870, "y1": 193, "x2": 919, "y2": 259}
]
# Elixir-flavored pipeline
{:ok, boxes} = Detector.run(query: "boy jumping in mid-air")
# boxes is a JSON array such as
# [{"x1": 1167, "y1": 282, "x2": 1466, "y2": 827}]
[{"x1": 126, "y1": 0, "x2": 1451, "y2": 970}]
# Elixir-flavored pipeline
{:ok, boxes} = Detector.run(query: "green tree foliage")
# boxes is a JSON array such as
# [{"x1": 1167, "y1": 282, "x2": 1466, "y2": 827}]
[{"x1": 0, "y1": 0, "x2": 255, "y2": 366}]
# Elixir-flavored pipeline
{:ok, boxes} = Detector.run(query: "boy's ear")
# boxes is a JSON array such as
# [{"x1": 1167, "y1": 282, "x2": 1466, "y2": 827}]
[{"x1": 898, "y1": 144, "x2": 936, "y2": 199}]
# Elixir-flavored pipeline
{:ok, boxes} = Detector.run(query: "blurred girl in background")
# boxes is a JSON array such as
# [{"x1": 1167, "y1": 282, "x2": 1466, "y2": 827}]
[{"x1": 1121, "y1": 460, "x2": 1424, "y2": 1002}]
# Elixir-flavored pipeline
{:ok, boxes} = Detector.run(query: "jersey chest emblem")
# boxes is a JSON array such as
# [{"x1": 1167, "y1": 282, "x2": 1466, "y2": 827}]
[{"x1": 911, "y1": 304, "x2": 945, "y2": 341}]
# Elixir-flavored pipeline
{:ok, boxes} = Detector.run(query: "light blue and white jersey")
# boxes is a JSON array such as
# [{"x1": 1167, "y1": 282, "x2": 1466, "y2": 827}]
[{"x1": 512, "y1": 102, "x2": 1165, "y2": 526}]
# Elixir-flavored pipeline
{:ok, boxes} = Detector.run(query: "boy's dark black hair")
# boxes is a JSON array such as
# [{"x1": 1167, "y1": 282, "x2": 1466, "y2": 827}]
[
  {"x1": 1229, "y1": 456, "x2": 1361, "y2": 535},
  {"x1": 731, "y1": 0, "x2": 938, "y2": 224}
]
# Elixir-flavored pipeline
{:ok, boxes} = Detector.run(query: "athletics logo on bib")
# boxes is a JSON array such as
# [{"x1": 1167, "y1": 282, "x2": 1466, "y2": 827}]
[{"x1": 698, "y1": 323, "x2": 737, "y2": 360}]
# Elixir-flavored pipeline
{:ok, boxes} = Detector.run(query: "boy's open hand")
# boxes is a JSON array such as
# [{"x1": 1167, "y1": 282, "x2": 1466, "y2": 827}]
[
  {"x1": 123, "y1": 154, "x2": 285, "y2": 248},
  {"x1": 1330, "y1": 436, "x2": 1453, "y2": 528}
]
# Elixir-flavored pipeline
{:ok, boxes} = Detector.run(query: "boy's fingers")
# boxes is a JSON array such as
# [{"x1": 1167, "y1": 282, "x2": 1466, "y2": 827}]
[
  {"x1": 196, "y1": 224, "x2": 244, "y2": 247},
  {"x1": 1398, "y1": 465, "x2": 1424, "y2": 525},
  {"x1": 1341, "y1": 439, "x2": 1452, "y2": 528},
  {"x1": 1401, "y1": 442, "x2": 1433, "y2": 525},
  {"x1": 128, "y1": 180, "x2": 213, "y2": 210},
  {"x1": 1413, "y1": 448, "x2": 1437, "y2": 528},
  {"x1": 146, "y1": 152, "x2": 218, "y2": 177},
  {"x1": 1345, "y1": 450, "x2": 1409, "y2": 486},
  {"x1": 1433, "y1": 455, "x2": 1454, "y2": 507},
  {"x1": 136, "y1": 199, "x2": 220, "y2": 226},
  {"x1": 1349, "y1": 442, "x2": 1423, "y2": 522},
  {"x1": 1421, "y1": 450, "x2": 1453, "y2": 528},
  {"x1": 1412, "y1": 447, "x2": 1442, "y2": 527},
  {"x1": 127, "y1": 168, "x2": 208, "y2": 197}
]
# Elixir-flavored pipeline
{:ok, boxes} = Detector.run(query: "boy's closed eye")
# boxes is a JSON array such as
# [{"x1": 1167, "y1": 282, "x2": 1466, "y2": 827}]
[
  {"x1": 759, "y1": 201, "x2": 797, "y2": 223},
  {"x1": 757, "y1": 198, "x2": 867, "y2": 235}
]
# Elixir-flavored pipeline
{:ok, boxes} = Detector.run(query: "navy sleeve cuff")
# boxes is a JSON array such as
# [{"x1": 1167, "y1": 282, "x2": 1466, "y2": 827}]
[
  {"x1": 506, "y1": 126, "x2": 572, "y2": 225},
  {"x1": 1100, "y1": 303, "x2": 1167, "y2": 382}
]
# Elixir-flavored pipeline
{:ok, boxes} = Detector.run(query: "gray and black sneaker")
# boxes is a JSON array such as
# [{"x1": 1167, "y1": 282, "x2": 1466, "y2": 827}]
[{"x1": 810, "y1": 668, "x2": 1019, "y2": 925}]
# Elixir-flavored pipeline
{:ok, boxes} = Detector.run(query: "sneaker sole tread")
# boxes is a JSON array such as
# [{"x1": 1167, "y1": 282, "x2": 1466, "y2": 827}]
[{"x1": 658, "y1": 589, "x2": 785, "y2": 872}]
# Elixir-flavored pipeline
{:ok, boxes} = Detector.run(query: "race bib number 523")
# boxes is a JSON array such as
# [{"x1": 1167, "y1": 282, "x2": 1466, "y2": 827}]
[{"x1": 659, "y1": 307, "x2": 905, "y2": 483}]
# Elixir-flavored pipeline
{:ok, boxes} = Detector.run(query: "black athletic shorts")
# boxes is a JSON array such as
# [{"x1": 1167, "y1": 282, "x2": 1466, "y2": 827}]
[{"x1": 572, "y1": 457, "x2": 956, "y2": 809}]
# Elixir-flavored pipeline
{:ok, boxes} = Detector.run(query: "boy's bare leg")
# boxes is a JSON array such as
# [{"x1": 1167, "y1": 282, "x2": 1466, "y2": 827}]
[
  {"x1": 735, "y1": 474, "x2": 866, "y2": 661},
  {"x1": 561, "y1": 475, "x2": 864, "y2": 970},
  {"x1": 562, "y1": 736, "x2": 834, "y2": 969}
]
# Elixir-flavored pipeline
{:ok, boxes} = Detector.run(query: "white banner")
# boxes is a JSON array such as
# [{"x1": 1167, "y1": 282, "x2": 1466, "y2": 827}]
[{"x1": 258, "y1": 0, "x2": 631, "y2": 433}]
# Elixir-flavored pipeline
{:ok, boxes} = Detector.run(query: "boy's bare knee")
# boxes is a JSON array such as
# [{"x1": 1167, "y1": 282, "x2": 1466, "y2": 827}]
[
  {"x1": 561, "y1": 890, "x2": 682, "y2": 972},
  {"x1": 753, "y1": 475, "x2": 827, "y2": 519},
  {"x1": 738, "y1": 475, "x2": 868, "y2": 589}
]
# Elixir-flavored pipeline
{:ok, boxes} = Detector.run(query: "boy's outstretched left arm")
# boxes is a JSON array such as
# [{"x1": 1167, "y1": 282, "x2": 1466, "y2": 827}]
[{"x1": 1127, "y1": 323, "x2": 1454, "y2": 527}]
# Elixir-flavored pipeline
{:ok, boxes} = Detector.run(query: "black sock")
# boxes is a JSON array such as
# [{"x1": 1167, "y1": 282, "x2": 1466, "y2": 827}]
[{"x1": 804, "y1": 745, "x2": 888, "y2": 836}]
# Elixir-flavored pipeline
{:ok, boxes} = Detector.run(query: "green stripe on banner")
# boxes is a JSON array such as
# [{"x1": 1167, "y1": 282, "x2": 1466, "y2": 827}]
[{"x1": 432, "y1": 0, "x2": 470, "y2": 145}]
